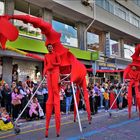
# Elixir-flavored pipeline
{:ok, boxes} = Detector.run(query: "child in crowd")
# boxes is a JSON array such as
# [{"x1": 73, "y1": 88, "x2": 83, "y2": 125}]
[
  {"x1": 0, "y1": 108, "x2": 13, "y2": 131},
  {"x1": 103, "y1": 89, "x2": 109, "y2": 111},
  {"x1": 29, "y1": 97, "x2": 44, "y2": 120}
]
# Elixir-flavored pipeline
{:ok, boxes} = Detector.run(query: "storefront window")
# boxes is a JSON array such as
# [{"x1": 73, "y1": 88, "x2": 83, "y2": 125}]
[
  {"x1": 13, "y1": 59, "x2": 42, "y2": 82},
  {"x1": 0, "y1": 0, "x2": 4, "y2": 15},
  {"x1": 124, "y1": 44, "x2": 135, "y2": 59},
  {"x1": 52, "y1": 20, "x2": 78, "y2": 47},
  {"x1": 87, "y1": 32, "x2": 99, "y2": 50},
  {"x1": 110, "y1": 39, "x2": 120, "y2": 56},
  {"x1": 14, "y1": 1, "x2": 42, "y2": 39}
]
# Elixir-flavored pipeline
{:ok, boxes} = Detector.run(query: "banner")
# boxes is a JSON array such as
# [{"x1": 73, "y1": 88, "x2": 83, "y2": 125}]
[{"x1": 105, "y1": 32, "x2": 111, "y2": 57}]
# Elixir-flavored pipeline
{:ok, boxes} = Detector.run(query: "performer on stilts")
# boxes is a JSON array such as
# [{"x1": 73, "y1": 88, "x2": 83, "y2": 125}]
[
  {"x1": 43, "y1": 43, "x2": 61, "y2": 137},
  {"x1": 0, "y1": 15, "x2": 91, "y2": 137}
]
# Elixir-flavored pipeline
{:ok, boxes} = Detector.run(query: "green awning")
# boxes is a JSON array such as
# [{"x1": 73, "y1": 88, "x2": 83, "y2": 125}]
[
  {"x1": 6, "y1": 36, "x2": 99, "y2": 61},
  {"x1": 6, "y1": 36, "x2": 47, "y2": 53}
]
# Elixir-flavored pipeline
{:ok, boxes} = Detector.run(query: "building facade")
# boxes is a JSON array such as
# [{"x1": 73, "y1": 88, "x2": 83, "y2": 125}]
[{"x1": 0, "y1": 0, "x2": 140, "y2": 84}]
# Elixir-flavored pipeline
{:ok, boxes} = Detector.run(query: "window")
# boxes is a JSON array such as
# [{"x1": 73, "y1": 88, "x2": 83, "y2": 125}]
[
  {"x1": 110, "y1": 40, "x2": 120, "y2": 56},
  {"x1": 87, "y1": 32, "x2": 99, "y2": 50},
  {"x1": 52, "y1": 20, "x2": 78, "y2": 47},
  {"x1": 96, "y1": 0, "x2": 104, "y2": 8},
  {"x1": 14, "y1": 0, "x2": 42, "y2": 39},
  {"x1": 132, "y1": 17, "x2": 139, "y2": 27},
  {"x1": 109, "y1": 2, "x2": 114, "y2": 14},
  {"x1": 0, "y1": 0, "x2": 4, "y2": 15},
  {"x1": 133, "y1": 0, "x2": 140, "y2": 7},
  {"x1": 105, "y1": 0, "x2": 109, "y2": 11},
  {"x1": 96, "y1": 0, "x2": 114, "y2": 14},
  {"x1": 124, "y1": 44, "x2": 135, "y2": 59},
  {"x1": 116, "y1": 8, "x2": 126, "y2": 20}
]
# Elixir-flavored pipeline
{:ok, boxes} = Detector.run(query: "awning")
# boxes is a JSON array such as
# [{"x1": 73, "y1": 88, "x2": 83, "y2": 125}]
[
  {"x1": 86, "y1": 68, "x2": 124, "y2": 73},
  {"x1": 96, "y1": 69, "x2": 124, "y2": 73}
]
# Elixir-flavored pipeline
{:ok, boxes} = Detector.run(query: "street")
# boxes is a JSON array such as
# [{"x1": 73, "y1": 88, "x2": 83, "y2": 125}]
[{"x1": 0, "y1": 107, "x2": 139, "y2": 140}]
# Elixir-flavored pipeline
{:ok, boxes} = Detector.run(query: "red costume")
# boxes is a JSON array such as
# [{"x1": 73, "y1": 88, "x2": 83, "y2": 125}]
[
  {"x1": 0, "y1": 15, "x2": 91, "y2": 137},
  {"x1": 44, "y1": 51, "x2": 61, "y2": 137},
  {"x1": 109, "y1": 92, "x2": 117, "y2": 109},
  {"x1": 124, "y1": 44, "x2": 140, "y2": 118}
]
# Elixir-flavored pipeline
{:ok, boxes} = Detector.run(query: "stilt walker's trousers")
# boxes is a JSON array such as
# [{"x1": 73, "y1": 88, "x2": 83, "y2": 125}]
[{"x1": 46, "y1": 69, "x2": 60, "y2": 136}]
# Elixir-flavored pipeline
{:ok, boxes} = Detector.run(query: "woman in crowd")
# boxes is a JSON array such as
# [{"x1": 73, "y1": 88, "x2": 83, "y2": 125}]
[
  {"x1": 2, "y1": 83, "x2": 12, "y2": 115},
  {"x1": 65, "y1": 84, "x2": 73, "y2": 115},
  {"x1": 29, "y1": 96, "x2": 39, "y2": 120},
  {"x1": 11, "y1": 87, "x2": 23, "y2": 121},
  {"x1": 110, "y1": 86, "x2": 117, "y2": 109},
  {"x1": 60, "y1": 86, "x2": 65, "y2": 113}
]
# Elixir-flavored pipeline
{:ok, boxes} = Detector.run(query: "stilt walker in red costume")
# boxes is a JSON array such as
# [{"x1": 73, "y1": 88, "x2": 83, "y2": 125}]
[
  {"x1": 43, "y1": 44, "x2": 61, "y2": 137},
  {"x1": 0, "y1": 15, "x2": 91, "y2": 138},
  {"x1": 124, "y1": 44, "x2": 140, "y2": 118}
]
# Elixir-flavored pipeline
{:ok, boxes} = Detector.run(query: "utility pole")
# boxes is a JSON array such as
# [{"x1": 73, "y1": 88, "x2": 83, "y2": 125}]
[{"x1": 84, "y1": 0, "x2": 96, "y2": 83}]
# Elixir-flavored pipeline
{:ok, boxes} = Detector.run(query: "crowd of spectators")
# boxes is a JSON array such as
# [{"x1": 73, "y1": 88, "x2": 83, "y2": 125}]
[
  {"x1": 0, "y1": 76, "x2": 134, "y2": 130},
  {"x1": 0, "y1": 77, "x2": 48, "y2": 123},
  {"x1": 87, "y1": 81, "x2": 129, "y2": 115}
]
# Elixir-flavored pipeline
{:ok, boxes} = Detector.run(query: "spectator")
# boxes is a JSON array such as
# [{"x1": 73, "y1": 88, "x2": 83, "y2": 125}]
[
  {"x1": 0, "y1": 107, "x2": 13, "y2": 131},
  {"x1": 65, "y1": 84, "x2": 73, "y2": 115},
  {"x1": 18, "y1": 81, "x2": 28, "y2": 119},
  {"x1": 60, "y1": 87, "x2": 65, "y2": 113},
  {"x1": 100, "y1": 84, "x2": 105, "y2": 108},
  {"x1": 117, "y1": 84, "x2": 123, "y2": 110},
  {"x1": 103, "y1": 89, "x2": 109, "y2": 111},
  {"x1": 94, "y1": 84, "x2": 99, "y2": 114},
  {"x1": 110, "y1": 86, "x2": 117, "y2": 109},
  {"x1": 11, "y1": 81, "x2": 17, "y2": 91},
  {"x1": 0, "y1": 84, "x2": 3, "y2": 107},
  {"x1": 26, "y1": 76, "x2": 31, "y2": 87},
  {"x1": 34, "y1": 83, "x2": 44, "y2": 111},
  {"x1": 88, "y1": 83, "x2": 95, "y2": 115},
  {"x1": 2, "y1": 83, "x2": 12, "y2": 115},
  {"x1": 11, "y1": 87, "x2": 23, "y2": 121},
  {"x1": 41, "y1": 83, "x2": 48, "y2": 114},
  {"x1": 29, "y1": 97, "x2": 39, "y2": 120}
]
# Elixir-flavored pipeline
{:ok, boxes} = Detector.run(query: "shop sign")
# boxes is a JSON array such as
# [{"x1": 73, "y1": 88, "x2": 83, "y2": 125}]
[
  {"x1": 99, "y1": 66, "x2": 114, "y2": 70},
  {"x1": 98, "y1": 62, "x2": 116, "y2": 68},
  {"x1": 105, "y1": 32, "x2": 111, "y2": 57}
]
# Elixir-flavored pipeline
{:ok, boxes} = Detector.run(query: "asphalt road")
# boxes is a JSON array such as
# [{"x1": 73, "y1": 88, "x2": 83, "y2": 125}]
[{"x1": 0, "y1": 107, "x2": 139, "y2": 140}]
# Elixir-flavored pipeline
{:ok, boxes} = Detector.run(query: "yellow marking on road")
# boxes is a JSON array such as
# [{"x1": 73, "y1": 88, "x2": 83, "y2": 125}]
[{"x1": 0, "y1": 118, "x2": 87, "y2": 139}]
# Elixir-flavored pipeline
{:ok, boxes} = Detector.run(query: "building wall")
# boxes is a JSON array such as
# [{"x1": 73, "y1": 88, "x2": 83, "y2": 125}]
[
  {"x1": 95, "y1": 6, "x2": 140, "y2": 39},
  {"x1": 52, "y1": 0, "x2": 140, "y2": 39},
  {"x1": 53, "y1": 0, "x2": 92, "y2": 18}
]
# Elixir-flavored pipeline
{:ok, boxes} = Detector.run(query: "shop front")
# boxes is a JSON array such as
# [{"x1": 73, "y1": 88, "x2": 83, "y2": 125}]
[{"x1": 96, "y1": 62, "x2": 120, "y2": 83}]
